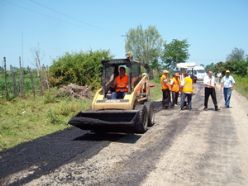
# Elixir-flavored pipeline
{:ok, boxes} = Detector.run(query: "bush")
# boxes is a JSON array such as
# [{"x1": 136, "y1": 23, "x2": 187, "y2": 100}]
[{"x1": 49, "y1": 50, "x2": 112, "y2": 89}]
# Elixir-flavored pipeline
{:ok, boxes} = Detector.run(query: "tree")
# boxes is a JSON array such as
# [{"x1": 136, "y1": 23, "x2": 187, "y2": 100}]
[
  {"x1": 49, "y1": 50, "x2": 111, "y2": 89},
  {"x1": 125, "y1": 25, "x2": 163, "y2": 77},
  {"x1": 161, "y1": 39, "x2": 190, "y2": 70},
  {"x1": 226, "y1": 48, "x2": 245, "y2": 62},
  {"x1": 226, "y1": 48, "x2": 248, "y2": 76},
  {"x1": 205, "y1": 62, "x2": 215, "y2": 72},
  {"x1": 205, "y1": 48, "x2": 248, "y2": 76}
]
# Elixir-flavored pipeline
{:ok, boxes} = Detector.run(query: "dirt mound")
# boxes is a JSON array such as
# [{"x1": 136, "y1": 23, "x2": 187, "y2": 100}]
[{"x1": 58, "y1": 83, "x2": 92, "y2": 98}]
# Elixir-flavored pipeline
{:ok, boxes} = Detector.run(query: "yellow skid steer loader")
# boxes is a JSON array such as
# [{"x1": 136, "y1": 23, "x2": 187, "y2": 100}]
[{"x1": 68, "y1": 58, "x2": 155, "y2": 133}]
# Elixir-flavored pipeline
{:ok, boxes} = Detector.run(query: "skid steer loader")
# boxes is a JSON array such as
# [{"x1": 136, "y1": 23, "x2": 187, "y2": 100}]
[{"x1": 68, "y1": 58, "x2": 155, "y2": 133}]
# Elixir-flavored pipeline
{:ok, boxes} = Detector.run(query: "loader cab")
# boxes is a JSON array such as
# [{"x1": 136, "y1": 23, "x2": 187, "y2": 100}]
[{"x1": 101, "y1": 58, "x2": 142, "y2": 99}]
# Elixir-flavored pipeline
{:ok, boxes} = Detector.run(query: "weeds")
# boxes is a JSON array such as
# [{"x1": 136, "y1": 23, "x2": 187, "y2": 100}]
[
  {"x1": 234, "y1": 75, "x2": 248, "y2": 99},
  {"x1": 0, "y1": 88, "x2": 91, "y2": 151},
  {"x1": 47, "y1": 109, "x2": 61, "y2": 124}
]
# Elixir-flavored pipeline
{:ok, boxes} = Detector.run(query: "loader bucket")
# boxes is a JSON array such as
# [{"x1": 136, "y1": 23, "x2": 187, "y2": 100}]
[{"x1": 68, "y1": 110, "x2": 140, "y2": 133}]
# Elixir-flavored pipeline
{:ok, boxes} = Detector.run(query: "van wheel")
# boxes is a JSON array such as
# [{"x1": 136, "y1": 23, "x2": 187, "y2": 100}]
[{"x1": 135, "y1": 105, "x2": 148, "y2": 134}]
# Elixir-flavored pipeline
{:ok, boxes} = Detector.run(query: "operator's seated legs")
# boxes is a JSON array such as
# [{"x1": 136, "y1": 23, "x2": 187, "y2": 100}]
[{"x1": 111, "y1": 92, "x2": 125, "y2": 99}]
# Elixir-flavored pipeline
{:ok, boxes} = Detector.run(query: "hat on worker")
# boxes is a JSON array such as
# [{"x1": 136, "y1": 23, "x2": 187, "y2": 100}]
[
  {"x1": 163, "y1": 70, "x2": 169, "y2": 74},
  {"x1": 175, "y1": 72, "x2": 180, "y2": 76},
  {"x1": 226, "y1": 70, "x2": 230, "y2": 73}
]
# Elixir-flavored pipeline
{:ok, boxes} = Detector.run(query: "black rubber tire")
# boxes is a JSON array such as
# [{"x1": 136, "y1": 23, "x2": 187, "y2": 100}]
[
  {"x1": 145, "y1": 101, "x2": 155, "y2": 127},
  {"x1": 92, "y1": 129, "x2": 107, "y2": 135},
  {"x1": 134, "y1": 104, "x2": 148, "y2": 134}
]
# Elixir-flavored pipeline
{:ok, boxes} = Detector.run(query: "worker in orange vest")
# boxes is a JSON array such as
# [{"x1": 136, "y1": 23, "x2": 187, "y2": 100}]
[
  {"x1": 160, "y1": 70, "x2": 171, "y2": 109},
  {"x1": 170, "y1": 72, "x2": 181, "y2": 107},
  {"x1": 111, "y1": 66, "x2": 129, "y2": 99},
  {"x1": 180, "y1": 72, "x2": 194, "y2": 110}
]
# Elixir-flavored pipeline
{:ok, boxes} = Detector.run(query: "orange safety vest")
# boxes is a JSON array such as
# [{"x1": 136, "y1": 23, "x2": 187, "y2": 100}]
[
  {"x1": 115, "y1": 74, "x2": 128, "y2": 92},
  {"x1": 160, "y1": 74, "x2": 170, "y2": 90},
  {"x1": 171, "y1": 77, "x2": 180, "y2": 92}
]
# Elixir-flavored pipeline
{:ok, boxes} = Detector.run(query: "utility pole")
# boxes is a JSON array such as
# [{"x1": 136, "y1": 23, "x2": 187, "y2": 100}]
[
  {"x1": 19, "y1": 56, "x2": 24, "y2": 97},
  {"x1": 3, "y1": 57, "x2": 9, "y2": 99}
]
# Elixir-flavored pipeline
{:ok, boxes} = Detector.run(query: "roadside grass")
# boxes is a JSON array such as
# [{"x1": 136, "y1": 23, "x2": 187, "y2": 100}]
[
  {"x1": 150, "y1": 77, "x2": 162, "y2": 101},
  {"x1": 0, "y1": 88, "x2": 91, "y2": 151},
  {"x1": 0, "y1": 78, "x2": 161, "y2": 151},
  {"x1": 0, "y1": 73, "x2": 40, "y2": 99},
  {"x1": 234, "y1": 75, "x2": 248, "y2": 99}
]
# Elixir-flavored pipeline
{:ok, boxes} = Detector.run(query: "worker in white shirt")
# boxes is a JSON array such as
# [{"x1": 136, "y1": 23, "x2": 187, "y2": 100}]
[
  {"x1": 221, "y1": 70, "x2": 235, "y2": 108},
  {"x1": 203, "y1": 70, "x2": 219, "y2": 111}
]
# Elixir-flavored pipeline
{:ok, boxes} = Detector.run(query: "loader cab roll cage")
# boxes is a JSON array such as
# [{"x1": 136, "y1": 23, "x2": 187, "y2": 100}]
[{"x1": 101, "y1": 58, "x2": 144, "y2": 98}]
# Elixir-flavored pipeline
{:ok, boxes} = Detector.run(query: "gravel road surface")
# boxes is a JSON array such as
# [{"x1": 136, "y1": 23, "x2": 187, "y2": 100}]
[{"x1": 1, "y1": 83, "x2": 248, "y2": 186}]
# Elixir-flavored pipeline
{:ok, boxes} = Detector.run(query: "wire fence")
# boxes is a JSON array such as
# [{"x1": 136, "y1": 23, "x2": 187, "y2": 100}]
[{"x1": 0, "y1": 57, "x2": 49, "y2": 100}]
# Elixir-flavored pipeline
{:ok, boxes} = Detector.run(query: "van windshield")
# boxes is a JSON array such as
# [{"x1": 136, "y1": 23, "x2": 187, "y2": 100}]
[{"x1": 197, "y1": 70, "x2": 205, "y2": 73}]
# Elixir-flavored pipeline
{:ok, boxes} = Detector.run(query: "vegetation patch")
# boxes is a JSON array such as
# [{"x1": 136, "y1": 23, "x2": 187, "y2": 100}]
[
  {"x1": 234, "y1": 75, "x2": 248, "y2": 99},
  {"x1": 150, "y1": 77, "x2": 162, "y2": 101},
  {"x1": 0, "y1": 88, "x2": 91, "y2": 151}
]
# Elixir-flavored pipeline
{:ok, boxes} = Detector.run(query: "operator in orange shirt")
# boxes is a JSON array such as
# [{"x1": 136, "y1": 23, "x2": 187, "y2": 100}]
[{"x1": 111, "y1": 66, "x2": 129, "y2": 99}]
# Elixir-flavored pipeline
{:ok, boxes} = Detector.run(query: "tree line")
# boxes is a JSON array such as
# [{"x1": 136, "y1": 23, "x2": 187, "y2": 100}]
[
  {"x1": 205, "y1": 48, "x2": 248, "y2": 76},
  {"x1": 49, "y1": 25, "x2": 190, "y2": 89},
  {"x1": 3, "y1": 25, "x2": 247, "y2": 99},
  {"x1": 125, "y1": 25, "x2": 189, "y2": 76}
]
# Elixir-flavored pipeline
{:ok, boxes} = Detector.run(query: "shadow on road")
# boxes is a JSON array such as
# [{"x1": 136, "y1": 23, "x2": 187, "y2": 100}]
[
  {"x1": 74, "y1": 132, "x2": 141, "y2": 143},
  {"x1": 0, "y1": 126, "x2": 141, "y2": 186}
]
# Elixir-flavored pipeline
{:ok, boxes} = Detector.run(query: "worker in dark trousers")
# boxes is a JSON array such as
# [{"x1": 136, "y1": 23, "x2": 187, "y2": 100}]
[
  {"x1": 170, "y1": 72, "x2": 181, "y2": 107},
  {"x1": 160, "y1": 70, "x2": 171, "y2": 109},
  {"x1": 203, "y1": 70, "x2": 219, "y2": 111},
  {"x1": 180, "y1": 72, "x2": 194, "y2": 110}
]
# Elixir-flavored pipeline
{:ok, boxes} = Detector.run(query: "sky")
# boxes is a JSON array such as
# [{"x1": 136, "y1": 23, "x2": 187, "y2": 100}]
[{"x1": 1, "y1": 0, "x2": 248, "y2": 68}]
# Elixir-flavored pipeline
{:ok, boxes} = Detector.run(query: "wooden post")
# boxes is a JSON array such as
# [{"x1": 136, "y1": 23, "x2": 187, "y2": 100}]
[
  {"x1": 28, "y1": 66, "x2": 36, "y2": 98},
  {"x1": 10, "y1": 65, "x2": 18, "y2": 97},
  {"x1": 19, "y1": 56, "x2": 24, "y2": 97},
  {"x1": 3, "y1": 57, "x2": 9, "y2": 99},
  {"x1": 35, "y1": 52, "x2": 43, "y2": 95},
  {"x1": 46, "y1": 65, "x2": 50, "y2": 90},
  {"x1": 42, "y1": 64, "x2": 49, "y2": 90}
]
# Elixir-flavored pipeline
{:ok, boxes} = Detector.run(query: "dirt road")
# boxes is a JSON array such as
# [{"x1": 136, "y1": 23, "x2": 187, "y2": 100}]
[{"x1": 1, "y1": 83, "x2": 248, "y2": 186}]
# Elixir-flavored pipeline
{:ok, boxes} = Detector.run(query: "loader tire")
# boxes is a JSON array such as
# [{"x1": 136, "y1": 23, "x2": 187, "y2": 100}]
[
  {"x1": 135, "y1": 104, "x2": 148, "y2": 134},
  {"x1": 145, "y1": 101, "x2": 155, "y2": 127}
]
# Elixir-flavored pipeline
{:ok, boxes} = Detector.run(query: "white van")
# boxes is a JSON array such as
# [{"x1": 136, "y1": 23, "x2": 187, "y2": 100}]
[
  {"x1": 193, "y1": 66, "x2": 206, "y2": 81},
  {"x1": 176, "y1": 63, "x2": 206, "y2": 82}
]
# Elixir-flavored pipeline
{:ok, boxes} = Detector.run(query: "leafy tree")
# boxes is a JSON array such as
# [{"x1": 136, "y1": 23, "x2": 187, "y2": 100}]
[
  {"x1": 205, "y1": 48, "x2": 248, "y2": 76},
  {"x1": 225, "y1": 48, "x2": 248, "y2": 76},
  {"x1": 161, "y1": 39, "x2": 190, "y2": 70},
  {"x1": 49, "y1": 50, "x2": 111, "y2": 89},
  {"x1": 125, "y1": 25, "x2": 163, "y2": 76},
  {"x1": 226, "y1": 48, "x2": 245, "y2": 62},
  {"x1": 205, "y1": 63, "x2": 215, "y2": 72}
]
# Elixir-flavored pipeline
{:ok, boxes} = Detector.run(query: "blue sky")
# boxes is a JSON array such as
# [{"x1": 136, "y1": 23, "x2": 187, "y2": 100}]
[{"x1": 1, "y1": 0, "x2": 248, "y2": 67}]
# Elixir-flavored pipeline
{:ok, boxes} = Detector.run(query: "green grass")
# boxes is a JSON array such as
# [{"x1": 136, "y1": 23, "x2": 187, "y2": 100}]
[
  {"x1": 0, "y1": 88, "x2": 91, "y2": 151},
  {"x1": 150, "y1": 77, "x2": 162, "y2": 101},
  {"x1": 0, "y1": 77, "x2": 162, "y2": 151},
  {"x1": 0, "y1": 72, "x2": 40, "y2": 99},
  {"x1": 234, "y1": 75, "x2": 248, "y2": 99}
]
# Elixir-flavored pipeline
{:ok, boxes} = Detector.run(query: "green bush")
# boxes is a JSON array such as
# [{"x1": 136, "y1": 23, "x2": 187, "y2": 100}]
[
  {"x1": 49, "y1": 50, "x2": 112, "y2": 89},
  {"x1": 234, "y1": 75, "x2": 248, "y2": 98},
  {"x1": 44, "y1": 90, "x2": 57, "y2": 104}
]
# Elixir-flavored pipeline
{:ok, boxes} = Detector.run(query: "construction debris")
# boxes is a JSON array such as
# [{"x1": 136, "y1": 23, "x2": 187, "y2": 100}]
[{"x1": 58, "y1": 83, "x2": 91, "y2": 98}]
